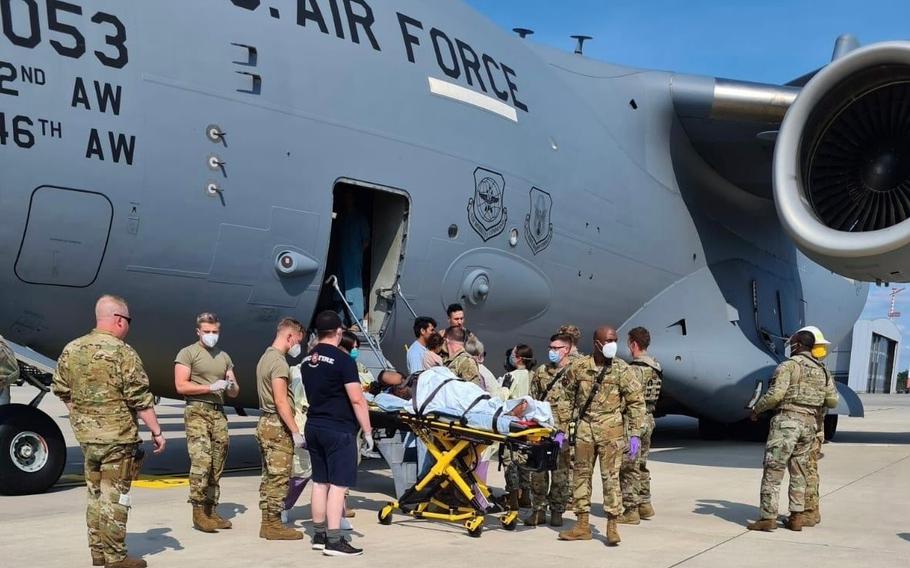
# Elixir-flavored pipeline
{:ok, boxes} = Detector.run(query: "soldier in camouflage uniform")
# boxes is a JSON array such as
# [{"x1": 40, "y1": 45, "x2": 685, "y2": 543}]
[
  {"x1": 795, "y1": 325, "x2": 833, "y2": 527},
  {"x1": 174, "y1": 312, "x2": 239, "y2": 532},
  {"x1": 255, "y1": 318, "x2": 306, "y2": 540},
  {"x1": 747, "y1": 329, "x2": 838, "y2": 532},
  {"x1": 559, "y1": 326, "x2": 644, "y2": 546},
  {"x1": 51, "y1": 295, "x2": 165, "y2": 568},
  {"x1": 0, "y1": 335, "x2": 19, "y2": 406},
  {"x1": 525, "y1": 332, "x2": 576, "y2": 527},
  {"x1": 618, "y1": 326, "x2": 662, "y2": 524},
  {"x1": 443, "y1": 326, "x2": 483, "y2": 387}
]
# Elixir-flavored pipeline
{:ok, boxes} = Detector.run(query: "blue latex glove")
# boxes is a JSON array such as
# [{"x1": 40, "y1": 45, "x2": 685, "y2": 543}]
[
  {"x1": 628, "y1": 436, "x2": 641, "y2": 459},
  {"x1": 553, "y1": 432, "x2": 566, "y2": 448}
]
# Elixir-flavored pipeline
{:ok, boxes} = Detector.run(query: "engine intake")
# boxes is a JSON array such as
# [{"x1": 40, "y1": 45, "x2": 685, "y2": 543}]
[{"x1": 774, "y1": 42, "x2": 910, "y2": 282}]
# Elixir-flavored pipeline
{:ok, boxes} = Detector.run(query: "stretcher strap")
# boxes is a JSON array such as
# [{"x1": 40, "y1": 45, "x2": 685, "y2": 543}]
[
  {"x1": 490, "y1": 407, "x2": 505, "y2": 434},
  {"x1": 460, "y1": 394, "x2": 491, "y2": 423},
  {"x1": 416, "y1": 378, "x2": 458, "y2": 416}
]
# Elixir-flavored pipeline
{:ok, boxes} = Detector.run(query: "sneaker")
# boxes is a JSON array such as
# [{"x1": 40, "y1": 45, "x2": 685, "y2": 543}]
[
  {"x1": 340, "y1": 518, "x2": 354, "y2": 531},
  {"x1": 323, "y1": 539, "x2": 363, "y2": 557},
  {"x1": 311, "y1": 532, "x2": 327, "y2": 550},
  {"x1": 280, "y1": 510, "x2": 289, "y2": 524}
]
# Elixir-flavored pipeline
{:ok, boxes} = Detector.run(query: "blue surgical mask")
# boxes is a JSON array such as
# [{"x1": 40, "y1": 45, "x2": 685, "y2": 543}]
[
  {"x1": 509, "y1": 353, "x2": 517, "y2": 367},
  {"x1": 548, "y1": 350, "x2": 560, "y2": 364},
  {"x1": 350, "y1": 348, "x2": 360, "y2": 361}
]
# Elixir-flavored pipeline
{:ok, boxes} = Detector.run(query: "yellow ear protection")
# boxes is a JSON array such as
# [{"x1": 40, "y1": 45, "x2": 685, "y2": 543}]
[{"x1": 811, "y1": 345, "x2": 828, "y2": 359}]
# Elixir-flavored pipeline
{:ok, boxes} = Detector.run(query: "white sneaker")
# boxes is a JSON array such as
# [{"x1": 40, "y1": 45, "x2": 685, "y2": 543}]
[
  {"x1": 280, "y1": 510, "x2": 289, "y2": 524},
  {"x1": 341, "y1": 518, "x2": 353, "y2": 531}
]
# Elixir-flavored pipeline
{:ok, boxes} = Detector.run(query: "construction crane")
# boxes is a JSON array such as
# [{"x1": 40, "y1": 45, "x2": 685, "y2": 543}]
[{"x1": 888, "y1": 287, "x2": 905, "y2": 320}]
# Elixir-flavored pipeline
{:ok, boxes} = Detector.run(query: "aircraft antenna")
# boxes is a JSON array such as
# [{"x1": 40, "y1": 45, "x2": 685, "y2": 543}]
[
  {"x1": 513, "y1": 28, "x2": 534, "y2": 39},
  {"x1": 571, "y1": 35, "x2": 592, "y2": 55},
  {"x1": 888, "y1": 287, "x2": 905, "y2": 319}
]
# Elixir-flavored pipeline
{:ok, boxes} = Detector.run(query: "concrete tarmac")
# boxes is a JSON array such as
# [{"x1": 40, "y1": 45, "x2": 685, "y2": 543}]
[{"x1": 1, "y1": 392, "x2": 909, "y2": 567}]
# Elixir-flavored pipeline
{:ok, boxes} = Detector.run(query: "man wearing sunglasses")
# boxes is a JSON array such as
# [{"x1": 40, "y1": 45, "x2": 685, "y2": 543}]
[{"x1": 53, "y1": 295, "x2": 166, "y2": 568}]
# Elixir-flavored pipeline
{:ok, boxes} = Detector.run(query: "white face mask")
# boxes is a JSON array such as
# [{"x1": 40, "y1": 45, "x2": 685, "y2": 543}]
[
  {"x1": 601, "y1": 341, "x2": 618, "y2": 360},
  {"x1": 200, "y1": 333, "x2": 219, "y2": 348},
  {"x1": 288, "y1": 342, "x2": 302, "y2": 358}
]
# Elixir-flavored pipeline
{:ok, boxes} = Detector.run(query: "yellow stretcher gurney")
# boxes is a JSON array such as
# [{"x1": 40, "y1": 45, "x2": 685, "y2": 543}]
[{"x1": 371, "y1": 407, "x2": 560, "y2": 537}]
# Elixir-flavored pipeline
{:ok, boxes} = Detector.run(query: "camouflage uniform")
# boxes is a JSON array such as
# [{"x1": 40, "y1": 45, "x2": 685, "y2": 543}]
[
  {"x1": 0, "y1": 335, "x2": 19, "y2": 405},
  {"x1": 51, "y1": 329, "x2": 154, "y2": 565},
  {"x1": 446, "y1": 350, "x2": 483, "y2": 387},
  {"x1": 529, "y1": 363, "x2": 573, "y2": 514},
  {"x1": 621, "y1": 354, "x2": 662, "y2": 511},
  {"x1": 175, "y1": 343, "x2": 233, "y2": 507},
  {"x1": 568, "y1": 356, "x2": 644, "y2": 516},
  {"x1": 753, "y1": 353, "x2": 838, "y2": 520},
  {"x1": 256, "y1": 347, "x2": 294, "y2": 517}
]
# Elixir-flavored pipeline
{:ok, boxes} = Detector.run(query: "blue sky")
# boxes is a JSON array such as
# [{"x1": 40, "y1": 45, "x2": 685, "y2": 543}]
[{"x1": 468, "y1": 0, "x2": 910, "y2": 369}]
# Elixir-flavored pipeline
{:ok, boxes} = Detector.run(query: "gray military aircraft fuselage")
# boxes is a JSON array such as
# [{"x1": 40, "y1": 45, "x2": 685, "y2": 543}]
[{"x1": 5, "y1": 0, "x2": 907, "y2": 494}]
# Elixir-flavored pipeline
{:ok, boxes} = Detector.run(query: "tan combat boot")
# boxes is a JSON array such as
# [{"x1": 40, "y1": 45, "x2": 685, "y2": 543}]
[
  {"x1": 638, "y1": 502, "x2": 655, "y2": 519},
  {"x1": 259, "y1": 514, "x2": 303, "y2": 540},
  {"x1": 549, "y1": 511, "x2": 564, "y2": 527},
  {"x1": 786, "y1": 512, "x2": 805, "y2": 531},
  {"x1": 801, "y1": 510, "x2": 818, "y2": 528},
  {"x1": 616, "y1": 508, "x2": 640, "y2": 525},
  {"x1": 105, "y1": 557, "x2": 147, "y2": 568},
  {"x1": 192, "y1": 505, "x2": 219, "y2": 533},
  {"x1": 205, "y1": 503, "x2": 233, "y2": 529},
  {"x1": 92, "y1": 552, "x2": 105, "y2": 566},
  {"x1": 557, "y1": 513, "x2": 592, "y2": 541},
  {"x1": 811, "y1": 505, "x2": 821, "y2": 526},
  {"x1": 606, "y1": 517, "x2": 621, "y2": 546},
  {"x1": 522, "y1": 509, "x2": 547, "y2": 526},
  {"x1": 746, "y1": 518, "x2": 777, "y2": 531}
]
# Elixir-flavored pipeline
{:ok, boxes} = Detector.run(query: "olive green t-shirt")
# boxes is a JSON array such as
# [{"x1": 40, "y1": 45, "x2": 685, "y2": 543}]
[
  {"x1": 257, "y1": 346, "x2": 292, "y2": 413},
  {"x1": 175, "y1": 342, "x2": 233, "y2": 404}
]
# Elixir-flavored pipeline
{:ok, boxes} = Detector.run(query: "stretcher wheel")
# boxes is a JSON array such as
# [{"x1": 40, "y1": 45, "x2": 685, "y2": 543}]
[
  {"x1": 466, "y1": 516, "x2": 484, "y2": 538},
  {"x1": 378, "y1": 504, "x2": 394, "y2": 525},
  {"x1": 501, "y1": 516, "x2": 517, "y2": 531}
]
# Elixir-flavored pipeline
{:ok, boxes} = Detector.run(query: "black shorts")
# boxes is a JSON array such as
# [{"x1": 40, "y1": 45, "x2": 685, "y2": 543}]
[{"x1": 304, "y1": 424, "x2": 358, "y2": 487}]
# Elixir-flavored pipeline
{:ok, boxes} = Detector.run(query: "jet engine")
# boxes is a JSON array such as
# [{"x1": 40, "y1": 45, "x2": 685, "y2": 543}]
[{"x1": 774, "y1": 41, "x2": 910, "y2": 282}]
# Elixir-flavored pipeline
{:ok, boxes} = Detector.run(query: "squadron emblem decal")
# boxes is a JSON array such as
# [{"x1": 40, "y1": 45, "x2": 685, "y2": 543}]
[
  {"x1": 468, "y1": 168, "x2": 507, "y2": 241},
  {"x1": 524, "y1": 187, "x2": 553, "y2": 254}
]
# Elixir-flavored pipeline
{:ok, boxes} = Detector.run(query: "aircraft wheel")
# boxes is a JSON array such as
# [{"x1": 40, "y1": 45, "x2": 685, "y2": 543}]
[
  {"x1": 0, "y1": 404, "x2": 66, "y2": 495},
  {"x1": 823, "y1": 414, "x2": 838, "y2": 441}
]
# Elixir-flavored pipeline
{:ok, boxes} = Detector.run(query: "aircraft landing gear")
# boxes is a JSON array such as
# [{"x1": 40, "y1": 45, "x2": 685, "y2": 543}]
[{"x1": 0, "y1": 404, "x2": 66, "y2": 495}]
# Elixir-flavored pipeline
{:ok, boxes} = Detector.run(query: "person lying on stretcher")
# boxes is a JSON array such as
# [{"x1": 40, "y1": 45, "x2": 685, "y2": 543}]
[{"x1": 367, "y1": 366, "x2": 554, "y2": 432}]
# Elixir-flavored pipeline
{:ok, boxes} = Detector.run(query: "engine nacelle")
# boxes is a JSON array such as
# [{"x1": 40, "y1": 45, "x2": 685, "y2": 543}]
[{"x1": 774, "y1": 42, "x2": 910, "y2": 282}]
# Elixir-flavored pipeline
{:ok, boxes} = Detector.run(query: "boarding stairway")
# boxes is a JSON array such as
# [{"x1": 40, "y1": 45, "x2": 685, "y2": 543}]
[{"x1": 324, "y1": 275, "x2": 417, "y2": 378}]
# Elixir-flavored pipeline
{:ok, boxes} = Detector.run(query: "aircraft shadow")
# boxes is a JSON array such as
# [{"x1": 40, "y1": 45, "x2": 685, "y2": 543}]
[
  {"x1": 898, "y1": 532, "x2": 910, "y2": 542},
  {"x1": 125, "y1": 527, "x2": 184, "y2": 556},
  {"x1": 692, "y1": 499, "x2": 756, "y2": 526}
]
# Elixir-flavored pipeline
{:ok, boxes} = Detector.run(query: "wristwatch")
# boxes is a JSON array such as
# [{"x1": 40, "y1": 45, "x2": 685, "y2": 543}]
[{"x1": 152, "y1": 431, "x2": 162, "y2": 437}]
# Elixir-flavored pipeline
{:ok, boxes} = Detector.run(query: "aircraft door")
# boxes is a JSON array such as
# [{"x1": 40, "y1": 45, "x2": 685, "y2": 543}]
[
  {"x1": 15, "y1": 186, "x2": 113, "y2": 287},
  {"x1": 316, "y1": 180, "x2": 410, "y2": 338}
]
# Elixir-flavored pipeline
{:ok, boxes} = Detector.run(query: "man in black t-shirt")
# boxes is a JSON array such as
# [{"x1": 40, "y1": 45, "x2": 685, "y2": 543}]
[{"x1": 302, "y1": 311, "x2": 373, "y2": 557}]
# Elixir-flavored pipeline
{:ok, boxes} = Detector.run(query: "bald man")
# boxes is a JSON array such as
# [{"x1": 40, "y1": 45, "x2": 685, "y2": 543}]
[
  {"x1": 53, "y1": 295, "x2": 165, "y2": 568},
  {"x1": 558, "y1": 326, "x2": 644, "y2": 546}
]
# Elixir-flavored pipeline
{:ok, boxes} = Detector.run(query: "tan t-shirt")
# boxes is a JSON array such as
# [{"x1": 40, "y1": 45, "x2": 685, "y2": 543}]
[
  {"x1": 175, "y1": 342, "x2": 233, "y2": 404},
  {"x1": 257, "y1": 346, "x2": 291, "y2": 413}
]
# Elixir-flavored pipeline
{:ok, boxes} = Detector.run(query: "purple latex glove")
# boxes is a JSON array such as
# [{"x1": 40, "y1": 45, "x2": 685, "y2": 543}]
[
  {"x1": 628, "y1": 436, "x2": 641, "y2": 458},
  {"x1": 553, "y1": 432, "x2": 566, "y2": 448}
]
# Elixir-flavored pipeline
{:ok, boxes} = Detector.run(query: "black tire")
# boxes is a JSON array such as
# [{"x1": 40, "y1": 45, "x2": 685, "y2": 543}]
[
  {"x1": 501, "y1": 517, "x2": 517, "y2": 531},
  {"x1": 0, "y1": 404, "x2": 67, "y2": 495},
  {"x1": 468, "y1": 525, "x2": 483, "y2": 538},
  {"x1": 824, "y1": 414, "x2": 838, "y2": 441},
  {"x1": 378, "y1": 507, "x2": 393, "y2": 526}
]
